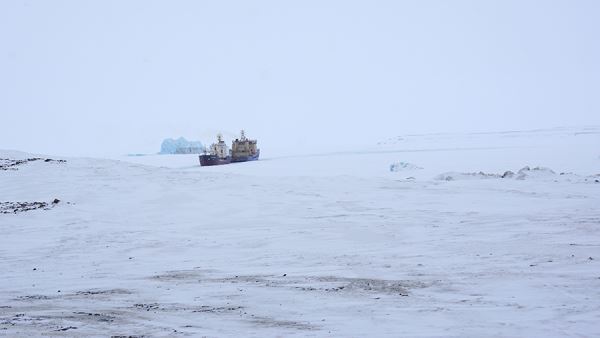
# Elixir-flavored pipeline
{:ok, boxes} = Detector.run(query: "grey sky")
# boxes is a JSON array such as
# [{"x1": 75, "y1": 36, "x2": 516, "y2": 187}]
[{"x1": 1, "y1": 1, "x2": 599, "y2": 156}]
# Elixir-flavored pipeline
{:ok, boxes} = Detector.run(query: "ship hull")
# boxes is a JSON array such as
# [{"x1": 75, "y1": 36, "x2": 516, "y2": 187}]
[
  {"x1": 231, "y1": 149, "x2": 260, "y2": 163},
  {"x1": 199, "y1": 150, "x2": 260, "y2": 166},
  {"x1": 199, "y1": 155, "x2": 231, "y2": 166}
]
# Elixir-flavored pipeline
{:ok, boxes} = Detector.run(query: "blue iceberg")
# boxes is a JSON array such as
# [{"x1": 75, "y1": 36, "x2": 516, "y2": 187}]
[{"x1": 160, "y1": 137, "x2": 204, "y2": 154}]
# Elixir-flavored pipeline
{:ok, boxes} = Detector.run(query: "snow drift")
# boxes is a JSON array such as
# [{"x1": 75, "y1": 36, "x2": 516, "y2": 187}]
[
  {"x1": 389, "y1": 161, "x2": 423, "y2": 172},
  {"x1": 436, "y1": 166, "x2": 600, "y2": 183}
]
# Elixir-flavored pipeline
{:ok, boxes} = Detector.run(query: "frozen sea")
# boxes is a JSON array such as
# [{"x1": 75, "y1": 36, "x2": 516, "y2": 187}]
[{"x1": 1, "y1": 127, "x2": 599, "y2": 337}]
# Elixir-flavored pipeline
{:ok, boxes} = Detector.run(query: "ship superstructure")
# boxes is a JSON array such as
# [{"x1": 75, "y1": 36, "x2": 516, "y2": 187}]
[
  {"x1": 231, "y1": 130, "x2": 260, "y2": 162},
  {"x1": 199, "y1": 130, "x2": 260, "y2": 166},
  {"x1": 210, "y1": 134, "x2": 229, "y2": 158}
]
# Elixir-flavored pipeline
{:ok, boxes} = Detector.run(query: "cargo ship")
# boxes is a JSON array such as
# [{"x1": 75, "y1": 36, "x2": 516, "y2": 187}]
[{"x1": 199, "y1": 130, "x2": 260, "y2": 166}]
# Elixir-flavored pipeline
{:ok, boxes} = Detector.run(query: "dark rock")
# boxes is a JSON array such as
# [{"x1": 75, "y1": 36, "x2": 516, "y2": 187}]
[
  {"x1": 0, "y1": 157, "x2": 66, "y2": 170},
  {"x1": 1, "y1": 201, "x2": 49, "y2": 214},
  {"x1": 54, "y1": 326, "x2": 77, "y2": 331}
]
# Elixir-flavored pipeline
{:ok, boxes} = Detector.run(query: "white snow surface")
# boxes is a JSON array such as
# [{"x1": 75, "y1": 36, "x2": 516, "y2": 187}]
[{"x1": 1, "y1": 127, "x2": 600, "y2": 337}]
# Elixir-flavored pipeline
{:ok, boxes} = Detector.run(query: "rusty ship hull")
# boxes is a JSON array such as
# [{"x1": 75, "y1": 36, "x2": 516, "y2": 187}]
[{"x1": 231, "y1": 149, "x2": 260, "y2": 163}]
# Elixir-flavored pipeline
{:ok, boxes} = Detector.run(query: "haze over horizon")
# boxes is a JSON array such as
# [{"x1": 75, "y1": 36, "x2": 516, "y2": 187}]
[{"x1": 1, "y1": 1, "x2": 599, "y2": 156}]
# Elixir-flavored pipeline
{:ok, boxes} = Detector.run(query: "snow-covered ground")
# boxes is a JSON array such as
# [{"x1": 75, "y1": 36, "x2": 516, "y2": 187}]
[{"x1": 1, "y1": 127, "x2": 599, "y2": 336}]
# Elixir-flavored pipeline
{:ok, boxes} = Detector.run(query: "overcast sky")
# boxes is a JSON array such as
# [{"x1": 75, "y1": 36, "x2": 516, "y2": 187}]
[{"x1": 1, "y1": 0, "x2": 599, "y2": 156}]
